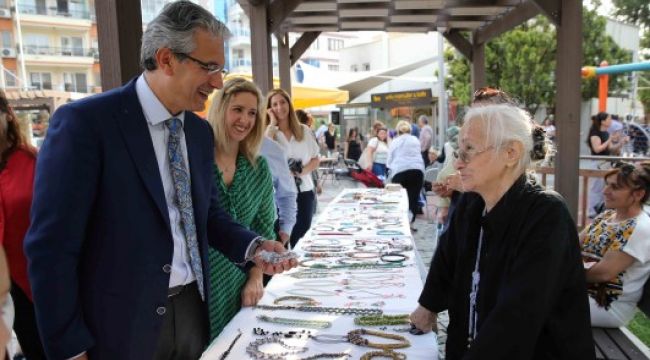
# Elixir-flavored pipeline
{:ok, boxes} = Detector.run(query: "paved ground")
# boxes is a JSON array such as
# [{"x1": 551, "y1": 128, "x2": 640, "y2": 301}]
[{"x1": 316, "y1": 175, "x2": 448, "y2": 359}]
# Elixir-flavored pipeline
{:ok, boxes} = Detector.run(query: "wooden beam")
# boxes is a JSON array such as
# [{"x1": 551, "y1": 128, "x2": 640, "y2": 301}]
[
  {"x1": 249, "y1": 0, "x2": 273, "y2": 94},
  {"x1": 277, "y1": 32, "x2": 292, "y2": 95},
  {"x1": 269, "y1": 0, "x2": 303, "y2": 33},
  {"x1": 96, "y1": 0, "x2": 143, "y2": 90},
  {"x1": 531, "y1": 0, "x2": 560, "y2": 26},
  {"x1": 290, "y1": 31, "x2": 320, "y2": 66},
  {"x1": 554, "y1": 0, "x2": 581, "y2": 221},
  {"x1": 474, "y1": 1, "x2": 540, "y2": 45},
  {"x1": 442, "y1": 30, "x2": 472, "y2": 60},
  {"x1": 471, "y1": 38, "x2": 486, "y2": 91}
]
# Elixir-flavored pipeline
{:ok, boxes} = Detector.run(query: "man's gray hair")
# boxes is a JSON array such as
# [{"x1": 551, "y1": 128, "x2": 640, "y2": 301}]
[
  {"x1": 141, "y1": 0, "x2": 230, "y2": 70},
  {"x1": 418, "y1": 115, "x2": 429, "y2": 125}
]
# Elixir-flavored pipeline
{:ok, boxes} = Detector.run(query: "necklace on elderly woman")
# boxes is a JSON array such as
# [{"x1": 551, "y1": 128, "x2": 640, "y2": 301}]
[{"x1": 467, "y1": 209, "x2": 486, "y2": 348}]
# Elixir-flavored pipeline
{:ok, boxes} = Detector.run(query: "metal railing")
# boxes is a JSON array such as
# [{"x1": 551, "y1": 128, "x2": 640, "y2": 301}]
[
  {"x1": 22, "y1": 45, "x2": 98, "y2": 58},
  {"x1": 17, "y1": 4, "x2": 92, "y2": 20},
  {"x1": 231, "y1": 58, "x2": 251, "y2": 67}
]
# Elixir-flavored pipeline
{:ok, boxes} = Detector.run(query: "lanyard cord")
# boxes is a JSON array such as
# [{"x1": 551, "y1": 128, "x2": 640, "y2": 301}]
[{"x1": 467, "y1": 213, "x2": 485, "y2": 348}]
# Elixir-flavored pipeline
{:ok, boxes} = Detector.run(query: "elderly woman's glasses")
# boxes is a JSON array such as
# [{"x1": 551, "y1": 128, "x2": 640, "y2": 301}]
[
  {"x1": 453, "y1": 146, "x2": 493, "y2": 163},
  {"x1": 174, "y1": 52, "x2": 228, "y2": 76}
]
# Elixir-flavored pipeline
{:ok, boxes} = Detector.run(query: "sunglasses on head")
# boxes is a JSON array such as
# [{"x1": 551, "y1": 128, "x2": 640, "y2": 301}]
[
  {"x1": 613, "y1": 161, "x2": 636, "y2": 176},
  {"x1": 472, "y1": 87, "x2": 513, "y2": 104}
]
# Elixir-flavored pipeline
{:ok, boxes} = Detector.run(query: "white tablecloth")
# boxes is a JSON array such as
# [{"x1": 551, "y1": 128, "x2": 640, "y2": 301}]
[{"x1": 201, "y1": 188, "x2": 438, "y2": 359}]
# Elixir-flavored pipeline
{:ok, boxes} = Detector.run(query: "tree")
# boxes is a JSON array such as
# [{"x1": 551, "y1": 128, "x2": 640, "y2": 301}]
[{"x1": 445, "y1": 8, "x2": 632, "y2": 115}]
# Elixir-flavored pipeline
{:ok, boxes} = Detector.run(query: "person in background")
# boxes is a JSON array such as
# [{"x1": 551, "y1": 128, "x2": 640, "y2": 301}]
[
  {"x1": 265, "y1": 89, "x2": 320, "y2": 248},
  {"x1": 542, "y1": 117, "x2": 556, "y2": 142},
  {"x1": 344, "y1": 127, "x2": 363, "y2": 162},
  {"x1": 587, "y1": 112, "x2": 627, "y2": 218},
  {"x1": 431, "y1": 126, "x2": 461, "y2": 227},
  {"x1": 296, "y1": 109, "x2": 322, "y2": 196},
  {"x1": 411, "y1": 102, "x2": 594, "y2": 359},
  {"x1": 387, "y1": 120, "x2": 425, "y2": 227},
  {"x1": 324, "y1": 122, "x2": 337, "y2": 157},
  {"x1": 1, "y1": 248, "x2": 12, "y2": 357},
  {"x1": 418, "y1": 115, "x2": 434, "y2": 167},
  {"x1": 0, "y1": 89, "x2": 45, "y2": 359},
  {"x1": 24, "y1": 3, "x2": 295, "y2": 359},
  {"x1": 581, "y1": 162, "x2": 650, "y2": 327},
  {"x1": 365, "y1": 127, "x2": 389, "y2": 180},
  {"x1": 206, "y1": 78, "x2": 277, "y2": 339}
]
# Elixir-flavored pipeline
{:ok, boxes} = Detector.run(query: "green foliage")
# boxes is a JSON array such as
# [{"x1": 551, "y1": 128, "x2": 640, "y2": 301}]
[
  {"x1": 445, "y1": 9, "x2": 632, "y2": 113},
  {"x1": 627, "y1": 310, "x2": 650, "y2": 347},
  {"x1": 612, "y1": 0, "x2": 650, "y2": 29}
]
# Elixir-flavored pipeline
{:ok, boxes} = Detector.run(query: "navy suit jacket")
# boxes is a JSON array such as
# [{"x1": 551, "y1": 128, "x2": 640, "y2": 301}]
[{"x1": 24, "y1": 78, "x2": 258, "y2": 359}]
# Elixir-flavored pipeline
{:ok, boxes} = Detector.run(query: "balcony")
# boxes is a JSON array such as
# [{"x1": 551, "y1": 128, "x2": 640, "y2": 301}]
[
  {"x1": 17, "y1": 4, "x2": 93, "y2": 29},
  {"x1": 21, "y1": 45, "x2": 97, "y2": 66},
  {"x1": 228, "y1": 27, "x2": 250, "y2": 47}
]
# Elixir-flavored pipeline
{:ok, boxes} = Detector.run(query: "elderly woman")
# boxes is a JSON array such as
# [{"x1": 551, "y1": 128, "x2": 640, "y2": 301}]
[
  {"x1": 411, "y1": 103, "x2": 594, "y2": 359},
  {"x1": 206, "y1": 78, "x2": 276, "y2": 339},
  {"x1": 581, "y1": 161, "x2": 650, "y2": 328},
  {"x1": 387, "y1": 120, "x2": 425, "y2": 225}
]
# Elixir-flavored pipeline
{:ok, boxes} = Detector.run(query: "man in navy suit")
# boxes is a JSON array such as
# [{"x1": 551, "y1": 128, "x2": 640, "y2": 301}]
[{"x1": 24, "y1": 2, "x2": 295, "y2": 359}]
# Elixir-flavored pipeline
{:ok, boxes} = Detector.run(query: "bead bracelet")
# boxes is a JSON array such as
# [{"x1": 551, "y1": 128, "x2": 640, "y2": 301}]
[
  {"x1": 246, "y1": 336, "x2": 308, "y2": 359},
  {"x1": 380, "y1": 253, "x2": 408, "y2": 263},
  {"x1": 310, "y1": 328, "x2": 410, "y2": 351},
  {"x1": 354, "y1": 314, "x2": 411, "y2": 326},
  {"x1": 273, "y1": 295, "x2": 319, "y2": 306},
  {"x1": 255, "y1": 304, "x2": 383, "y2": 315},
  {"x1": 361, "y1": 350, "x2": 407, "y2": 360},
  {"x1": 256, "y1": 315, "x2": 331, "y2": 329},
  {"x1": 253, "y1": 327, "x2": 312, "y2": 338},
  {"x1": 219, "y1": 329, "x2": 242, "y2": 360}
]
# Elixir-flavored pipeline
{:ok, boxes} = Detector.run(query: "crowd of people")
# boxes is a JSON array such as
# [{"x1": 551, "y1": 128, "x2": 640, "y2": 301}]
[{"x1": 0, "y1": 1, "x2": 649, "y2": 360}]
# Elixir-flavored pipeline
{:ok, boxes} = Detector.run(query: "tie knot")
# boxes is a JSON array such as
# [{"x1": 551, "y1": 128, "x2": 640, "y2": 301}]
[{"x1": 166, "y1": 117, "x2": 182, "y2": 132}]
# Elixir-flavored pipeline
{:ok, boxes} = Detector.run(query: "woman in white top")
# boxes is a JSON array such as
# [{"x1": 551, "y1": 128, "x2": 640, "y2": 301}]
[
  {"x1": 265, "y1": 89, "x2": 320, "y2": 248},
  {"x1": 365, "y1": 127, "x2": 389, "y2": 180},
  {"x1": 581, "y1": 161, "x2": 650, "y2": 327},
  {"x1": 0, "y1": 248, "x2": 12, "y2": 356},
  {"x1": 387, "y1": 120, "x2": 425, "y2": 224}
]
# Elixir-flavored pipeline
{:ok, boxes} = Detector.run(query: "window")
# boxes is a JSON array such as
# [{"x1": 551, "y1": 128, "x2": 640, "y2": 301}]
[
  {"x1": 5, "y1": 69, "x2": 16, "y2": 87},
  {"x1": 64, "y1": 72, "x2": 88, "y2": 92},
  {"x1": 350, "y1": 64, "x2": 358, "y2": 72},
  {"x1": 328, "y1": 64, "x2": 339, "y2": 71},
  {"x1": 1, "y1": 31, "x2": 11, "y2": 50},
  {"x1": 24, "y1": 34, "x2": 49, "y2": 55},
  {"x1": 311, "y1": 39, "x2": 319, "y2": 50},
  {"x1": 327, "y1": 38, "x2": 343, "y2": 51},
  {"x1": 233, "y1": 49, "x2": 244, "y2": 59},
  {"x1": 30, "y1": 72, "x2": 52, "y2": 90},
  {"x1": 61, "y1": 36, "x2": 84, "y2": 56},
  {"x1": 363, "y1": 63, "x2": 370, "y2": 71}
]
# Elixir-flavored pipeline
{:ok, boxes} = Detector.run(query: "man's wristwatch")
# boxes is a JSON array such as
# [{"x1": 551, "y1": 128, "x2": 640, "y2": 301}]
[{"x1": 245, "y1": 237, "x2": 265, "y2": 262}]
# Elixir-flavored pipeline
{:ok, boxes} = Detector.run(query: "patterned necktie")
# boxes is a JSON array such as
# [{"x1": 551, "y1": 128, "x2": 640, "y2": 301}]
[{"x1": 166, "y1": 117, "x2": 205, "y2": 300}]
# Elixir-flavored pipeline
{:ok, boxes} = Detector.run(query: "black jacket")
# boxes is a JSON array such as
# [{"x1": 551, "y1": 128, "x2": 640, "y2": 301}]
[{"x1": 420, "y1": 176, "x2": 594, "y2": 360}]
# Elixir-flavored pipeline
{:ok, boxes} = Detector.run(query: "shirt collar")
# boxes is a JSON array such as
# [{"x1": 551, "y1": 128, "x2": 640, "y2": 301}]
[{"x1": 135, "y1": 74, "x2": 185, "y2": 126}]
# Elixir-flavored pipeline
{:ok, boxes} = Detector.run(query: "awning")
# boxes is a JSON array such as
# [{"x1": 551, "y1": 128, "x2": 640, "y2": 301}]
[{"x1": 196, "y1": 72, "x2": 349, "y2": 118}]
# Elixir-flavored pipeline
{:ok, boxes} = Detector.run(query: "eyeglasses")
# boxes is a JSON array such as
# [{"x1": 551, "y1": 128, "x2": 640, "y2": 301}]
[
  {"x1": 453, "y1": 146, "x2": 493, "y2": 163},
  {"x1": 472, "y1": 87, "x2": 513, "y2": 104},
  {"x1": 174, "y1": 52, "x2": 228, "y2": 76}
]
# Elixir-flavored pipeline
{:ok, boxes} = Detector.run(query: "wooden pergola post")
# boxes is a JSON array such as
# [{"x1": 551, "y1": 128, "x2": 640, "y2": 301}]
[
  {"x1": 249, "y1": 0, "x2": 273, "y2": 94},
  {"x1": 277, "y1": 32, "x2": 292, "y2": 95}
]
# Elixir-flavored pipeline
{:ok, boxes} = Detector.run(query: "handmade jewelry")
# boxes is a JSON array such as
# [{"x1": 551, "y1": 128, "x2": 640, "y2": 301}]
[
  {"x1": 300, "y1": 353, "x2": 351, "y2": 360},
  {"x1": 360, "y1": 350, "x2": 407, "y2": 360},
  {"x1": 273, "y1": 296, "x2": 319, "y2": 306},
  {"x1": 337, "y1": 258, "x2": 377, "y2": 266},
  {"x1": 354, "y1": 314, "x2": 410, "y2": 326},
  {"x1": 347, "y1": 251, "x2": 381, "y2": 259},
  {"x1": 310, "y1": 329, "x2": 410, "y2": 351},
  {"x1": 255, "y1": 304, "x2": 382, "y2": 315},
  {"x1": 257, "y1": 249, "x2": 298, "y2": 264},
  {"x1": 312, "y1": 225, "x2": 335, "y2": 231},
  {"x1": 347, "y1": 291, "x2": 406, "y2": 300},
  {"x1": 376, "y1": 230, "x2": 404, "y2": 236},
  {"x1": 288, "y1": 270, "x2": 341, "y2": 279},
  {"x1": 246, "y1": 336, "x2": 308, "y2": 359},
  {"x1": 304, "y1": 251, "x2": 347, "y2": 258},
  {"x1": 338, "y1": 225, "x2": 363, "y2": 233},
  {"x1": 380, "y1": 253, "x2": 408, "y2": 263},
  {"x1": 295, "y1": 279, "x2": 339, "y2": 287},
  {"x1": 256, "y1": 315, "x2": 331, "y2": 329},
  {"x1": 253, "y1": 327, "x2": 312, "y2": 339},
  {"x1": 354, "y1": 244, "x2": 384, "y2": 252},
  {"x1": 219, "y1": 328, "x2": 242, "y2": 360},
  {"x1": 309, "y1": 238, "x2": 342, "y2": 246},
  {"x1": 286, "y1": 288, "x2": 338, "y2": 297},
  {"x1": 302, "y1": 245, "x2": 348, "y2": 253},
  {"x1": 300, "y1": 259, "x2": 406, "y2": 270}
]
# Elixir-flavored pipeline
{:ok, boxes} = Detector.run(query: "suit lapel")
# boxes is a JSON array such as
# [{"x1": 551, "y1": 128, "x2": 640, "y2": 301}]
[{"x1": 116, "y1": 79, "x2": 171, "y2": 230}]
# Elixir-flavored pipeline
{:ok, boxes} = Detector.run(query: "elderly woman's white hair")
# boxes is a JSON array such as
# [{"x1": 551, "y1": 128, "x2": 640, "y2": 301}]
[{"x1": 463, "y1": 104, "x2": 548, "y2": 173}]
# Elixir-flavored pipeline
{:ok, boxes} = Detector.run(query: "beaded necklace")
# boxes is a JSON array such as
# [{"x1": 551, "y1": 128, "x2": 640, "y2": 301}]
[
  {"x1": 246, "y1": 336, "x2": 308, "y2": 359},
  {"x1": 354, "y1": 314, "x2": 410, "y2": 326},
  {"x1": 310, "y1": 328, "x2": 410, "y2": 350},
  {"x1": 255, "y1": 304, "x2": 383, "y2": 315},
  {"x1": 256, "y1": 315, "x2": 332, "y2": 329}
]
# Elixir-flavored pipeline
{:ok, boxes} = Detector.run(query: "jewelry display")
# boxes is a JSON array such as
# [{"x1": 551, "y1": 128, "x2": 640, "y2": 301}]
[
  {"x1": 347, "y1": 251, "x2": 381, "y2": 259},
  {"x1": 380, "y1": 253, "x2": 408, "y2": 263},
  {"x1": 302, "y1": 245, "x2": 348, "y2": 253},
  {"x1": 304, "y1": 252, "x2": 348, "y2": 258},
  {"x1": 376, "y1": 230, "x2": 405, "y2": 236},
  {"x1": 360, "y1": 350, "x2": 407, "y2": 360},
  {"x1": 354, "y1": 314, "x2": 411, "y2": 326},
  {"x1": 246, "y1": 336, "x2": 309, "y2": 359},
  {"x1": 354, "y1": 244, "x2": 384, "y2": 252},
  {"x1": 299, "y1": 353, "x2": 351, "y2": 360},
  {"x1": 294, "y1": 279, "x2": 340, "y2": 287},
  {"x1": 257, "y1": 249, "x2": 298, "y2": 264},
  {"x1": 347, "y1": 291, "x2": 406, "y2": 300},
  {"x1": 256, "y1": 315, "x2": 332, "y2": 329},
  {"x1": 253, "y1": 327, "x2": 312, "y2": 338},
  {"x1": 338, "y1": 225, "x2": 363, "y2": 232},
  {"x1": 286, "y1": 288, "x2": 339, "y2": 297},
  {"x1": 300, "y1": 259, "x2": 406, "y2": 270},
  {"x1": 219, "y1": 328, "x2": 242, "y2": 360},
  {"x1": 312, "y1": 225, "x2": 335, "y2": 231},
  {"x1": 255, "y1": 304, "x2": 383, "y2": 315},
  {"x1": 310, "y1": 329, "x2": 410, "y2": 351},
  {"x1": 308, "y1": 238, "x2": 342, "y2": 246},
  {"x1": 288, "y1": 270, "x2": 341, "y2": 279},
  {"x1": 273, "y1": 295, "x2": 319, "y2": 306}
]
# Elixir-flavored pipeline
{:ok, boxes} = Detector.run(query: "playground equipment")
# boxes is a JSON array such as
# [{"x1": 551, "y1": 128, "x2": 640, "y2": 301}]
[{"x1": 581, "y1": 60, "x2": 650, "y2": 112}]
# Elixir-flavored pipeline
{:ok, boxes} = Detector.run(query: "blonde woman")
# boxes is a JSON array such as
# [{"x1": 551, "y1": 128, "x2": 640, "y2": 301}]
[
  {"x1": 206, "y1": 78, "x2": 276, "y2": 339},
  {"x1": 386, "y1": 120, "x2": 425, "y2": 224},
  {"x1": 265, "y1": 89, "x2": 320, "y2": 248}
]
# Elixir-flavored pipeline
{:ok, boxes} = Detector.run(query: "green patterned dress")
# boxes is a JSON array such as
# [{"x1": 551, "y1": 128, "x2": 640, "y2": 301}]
[{"x1": 208, "y1": 154, "x2": 276, "y2": 340}]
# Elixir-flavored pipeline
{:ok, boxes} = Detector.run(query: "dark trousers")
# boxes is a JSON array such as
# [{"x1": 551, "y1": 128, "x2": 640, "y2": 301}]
[
  {"x1": 392, "y1": 169, "x2": 424, "y2": 223},
  {"x1": 10, "y1": 281, "x2": 46, "y2": 360},
  {"x1": 289, "y1": 190, "x2": 315, "y2": 248},
  {"x1": 153, "y1": 282, "x2": 208, "y2": 360},
  {"x1": 422, "y1": 151, "x2": 430, "y2": 167}
]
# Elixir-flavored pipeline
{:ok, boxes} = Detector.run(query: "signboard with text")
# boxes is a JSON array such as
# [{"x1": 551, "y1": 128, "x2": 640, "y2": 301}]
[{"x1": 370, "y1": 89, "x2": 433, "y2": 108}]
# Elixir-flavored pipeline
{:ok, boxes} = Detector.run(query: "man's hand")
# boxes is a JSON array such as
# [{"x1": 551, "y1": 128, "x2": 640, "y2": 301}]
[
  {"x1": 278, "y1": 231, "x2": 290, "y2": 246},
  {"x1": 253, "y1": 240, "x2": 297, "y2": 274},
  {"x1": 410, "y1": 305, "x2": 438, "y2": 334},
  {"x1": 241, "y1": 267, "x2": 264, "y2": 307}
]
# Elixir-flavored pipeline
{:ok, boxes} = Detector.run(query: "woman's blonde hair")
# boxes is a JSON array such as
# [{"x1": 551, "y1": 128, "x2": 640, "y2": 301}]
[
  {"x1": 207, "y1": 77, "x2": 265, "y2": 166},
  {"x1": 265, "y1": 88, "x2": 303, "y2": 142},
  {"x1": 396, "y1": 120, "x2": 412, "y2": 135}
]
